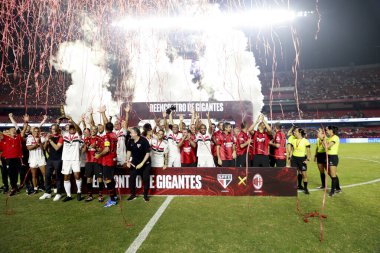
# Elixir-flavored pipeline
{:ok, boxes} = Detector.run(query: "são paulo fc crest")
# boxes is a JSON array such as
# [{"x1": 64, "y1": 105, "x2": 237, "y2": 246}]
[
  {"x1": 217, "y1": 174, "x2": 232, "y2": 189},
  {"x1": 252, "y1": 174, "x2": 263, "y2": 190}
]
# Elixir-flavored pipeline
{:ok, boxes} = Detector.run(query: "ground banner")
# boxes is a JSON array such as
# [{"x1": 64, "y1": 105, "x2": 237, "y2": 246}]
[{"x1": 95, "y1": 167, "x2": 297, "y2": 196}]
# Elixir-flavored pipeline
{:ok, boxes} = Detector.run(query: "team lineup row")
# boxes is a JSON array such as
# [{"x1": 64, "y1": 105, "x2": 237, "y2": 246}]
[{"x1": 0, "y1": 106, "x2": 341, "y2": 207}]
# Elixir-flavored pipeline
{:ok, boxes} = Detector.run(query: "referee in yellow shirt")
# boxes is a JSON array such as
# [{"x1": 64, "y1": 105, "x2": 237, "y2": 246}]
[
  {"x1": 287, "y1": 126, "x2": 303, "y2": 188},
  {"x1": 315, "y1": 128, "x2": 327, "y2": 189},
  {"x1": 289, "y1": 128, "x2": 311, "y2": 194},
  {"x1": 325, "y1": 126, "x2": 341, "y2": 197}
]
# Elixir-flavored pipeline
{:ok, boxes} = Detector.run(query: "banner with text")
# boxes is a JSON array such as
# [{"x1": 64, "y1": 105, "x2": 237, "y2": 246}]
[{"x1": 90, "y1": 167, "x2": 297, "y2": 196}]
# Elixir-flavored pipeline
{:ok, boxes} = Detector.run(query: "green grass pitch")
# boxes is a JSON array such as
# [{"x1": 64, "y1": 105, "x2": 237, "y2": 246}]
[{"x1": 1, "y1": 143, "x2": 379, "y2": 253}]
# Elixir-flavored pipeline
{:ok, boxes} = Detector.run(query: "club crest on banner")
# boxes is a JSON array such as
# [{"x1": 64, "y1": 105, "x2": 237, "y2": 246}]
[
  {"x1": 217, "y1": 174, "x2": 232, "y2": 189},
  {"x1": 253, "y1": 174, "x2": 263, "y2": 190}
]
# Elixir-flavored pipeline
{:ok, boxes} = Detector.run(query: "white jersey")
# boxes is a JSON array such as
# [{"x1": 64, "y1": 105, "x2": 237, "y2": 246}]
[
  {"x1": 26, "y1": 135, "x2": 46, "y2": 163},
  {"x1": 114, "y1": 128, "x2": 127, "y2": 165},
  {"x1": 62, "y1": 132, "x2": 82, "y2": 161},
  {"x1": 150, "y1": 138, "x2": 168, "y2": 167},
  {"x1": 196, "y1": 132, "x2": 213, "y2": 158},
  {"x1": 165, "y1": 129, "x2": 182, "y2": 158}
]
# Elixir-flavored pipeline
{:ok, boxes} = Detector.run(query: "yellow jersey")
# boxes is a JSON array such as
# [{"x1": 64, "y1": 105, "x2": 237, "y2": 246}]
[
  {"x1": 327, "y1": 135, "x2": 339, "y2": 155},
  {"x1": 291, "y1": 138, "x2": 310, "y2": 157}
]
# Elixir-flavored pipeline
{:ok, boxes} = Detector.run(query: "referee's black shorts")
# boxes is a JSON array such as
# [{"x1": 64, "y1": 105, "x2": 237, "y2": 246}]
[
  {"x1": 328, "y1": 155, "x2": 339, "y2": 166},
  {"x1": 291, "y1": 156, "x2": 307, "y2": 172},
  {"x1": 316, "y1": 152, "x2": 326, "y2": 164}
]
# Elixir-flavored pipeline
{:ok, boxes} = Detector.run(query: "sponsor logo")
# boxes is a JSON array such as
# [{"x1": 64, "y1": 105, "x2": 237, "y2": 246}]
[
  {"x1": 253, "y1": 174, "x2": 263, "y2": 190},
  {"x1": 217, "y1": 174, "x2": 232, "y2": 189}
]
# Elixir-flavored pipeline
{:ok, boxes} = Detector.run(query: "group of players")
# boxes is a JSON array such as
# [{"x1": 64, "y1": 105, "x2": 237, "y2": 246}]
[{"x1": 0, "y1": 105, "x2": 342, "y2": 208}]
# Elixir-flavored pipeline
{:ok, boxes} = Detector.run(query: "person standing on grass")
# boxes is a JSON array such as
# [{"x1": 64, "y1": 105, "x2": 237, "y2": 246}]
[
  {"x1": 249, "y1": 114, "x2": 272, "y2": 167},
  {"x1": 315, "y1": 128, "x2": 327, "y2": 189},
  {"x1": 94, "y1": 122, "x2": 118, "y2": 207},
  {"x1": 126, "y1": 127, "x2": 151, "y2": 202},
  {"x1": 216, "y1": 122, "x2": 236, "y2": 167},
  {"x1": 269, "y1": 123, "x2": 287, "y2": 167},
  {"x1": 324, "y1": 125, "x2": 342, "y2": 197},
  {"x1": 26, "y1": 127, "x2": 47, "y2": 195},
  {"x1": 42, "y1": 124, "x2": 64, "y2": 201},
  {"x1": 61, "y1": 116, "x2": 83, "y2": 202},
  {"x1": 289, "y1": 128, "x2": 311, "y2": 195},
  {"x1": 82, "y1": 125, "x2": 104, "y2": 202},
  {"x1": 0, "y1": 114, "x2": 29, "y2": 196}
]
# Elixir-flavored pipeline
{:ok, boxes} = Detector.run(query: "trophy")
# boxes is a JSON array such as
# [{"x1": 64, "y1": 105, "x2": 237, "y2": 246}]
[{"x1": 57, "y1": 104, "x2": 69, "y2": 121}]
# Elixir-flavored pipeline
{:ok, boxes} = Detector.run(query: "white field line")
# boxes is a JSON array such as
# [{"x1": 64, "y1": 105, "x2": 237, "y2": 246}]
[{"x1": 125, "y1": 196, "x2": 174, "y2": 253}]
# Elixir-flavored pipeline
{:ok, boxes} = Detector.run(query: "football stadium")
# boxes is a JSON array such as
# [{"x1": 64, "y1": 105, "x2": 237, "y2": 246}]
[{"x1": 0, "y1": 0, "x2": 379, "y2": 252}]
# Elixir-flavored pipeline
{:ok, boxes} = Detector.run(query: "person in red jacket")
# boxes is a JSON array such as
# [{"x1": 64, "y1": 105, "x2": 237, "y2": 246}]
[
  {"x1": 1, "y1": 114, "x2": 29, "y2": 196},
  {"x1": 269, "y1": 123, "x2": 287, "y2": 167},
  {"x1": 179, "y1": 128, "x2": 197, "y2": 167},
  {"x1": 216, "y1": 122, "x2": 236, "y2": 167},
  {"x1": 249, "y1": 114, "x2": 272, "y2": 167},
  {"x1": 95, "y1": 122, "x2": 118, "y2": 207}
]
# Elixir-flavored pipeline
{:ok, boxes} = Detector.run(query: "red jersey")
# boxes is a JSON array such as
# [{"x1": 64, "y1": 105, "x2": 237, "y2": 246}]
[
  {"x1": 217, "y1": 132, "x2": 235, "y2": 161},
  {"x1": 84, "y1": 136, "x2": 102, "y2": 163},
  {"x1": 273, "y1": 131, "x2": 287, "y2": 159},
  {"x1": 212, "y1": 130, "x2": 223, "y2": 157},
  {"x1": 253, "y1": 131, "x2": 271, "y2": 155},
  {"x1": 2, "y1": 134, "x2": 23, "y2": 159},
  {"x1": 101, "y1": 132, "x2": 118, "y2": 167},
  {"x1": 236, "y1": 131, "x2": 249, "y2": 156},
  {"x1": 180, "y1": 140, "x2": 197, "y2": 164}
]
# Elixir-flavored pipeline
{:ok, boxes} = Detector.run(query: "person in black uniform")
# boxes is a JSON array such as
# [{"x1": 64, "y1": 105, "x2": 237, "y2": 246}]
[{"x1": 126, "y1": 127, "x2": 151, "y2": 202}]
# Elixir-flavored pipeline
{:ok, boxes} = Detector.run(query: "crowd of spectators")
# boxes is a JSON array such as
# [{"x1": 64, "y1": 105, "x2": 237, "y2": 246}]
[{"x1": 261, "y1": 64, "x2": 380, "y2": 101}]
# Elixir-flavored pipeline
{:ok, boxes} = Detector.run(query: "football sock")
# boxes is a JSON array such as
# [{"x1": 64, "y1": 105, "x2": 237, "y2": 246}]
[
  {"x1": 64, "y1": 181, "x2": 71, "y2": 197},
  {"x1": 76, "y1": 179, "x2": 82, "y2": 193}
]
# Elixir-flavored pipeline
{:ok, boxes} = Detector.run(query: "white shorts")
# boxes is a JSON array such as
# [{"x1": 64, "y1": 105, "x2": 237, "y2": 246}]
[
  {"x1": 168, "y1": 156, "x2": 181, "y2": 167},
  {"x1": 29, "y1": 156, "x2": 46, "y2": 168},
  {"x1": 62, "y1": 160, "x2": 81, "y2": 175},
  {"x1": 197, "y1": 156, "x2": 215, "y2": 167}
]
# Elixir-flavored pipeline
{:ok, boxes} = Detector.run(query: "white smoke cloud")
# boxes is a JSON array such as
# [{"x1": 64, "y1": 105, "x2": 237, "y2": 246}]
[
  {"x1": 50, "y1": 14, "x2": 119, "y2": 124},
  {"x1": 123, "y1": 2, "x2": 263, "y2": 120}
]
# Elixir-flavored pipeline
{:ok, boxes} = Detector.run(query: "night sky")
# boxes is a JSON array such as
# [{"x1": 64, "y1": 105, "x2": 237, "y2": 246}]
[{"x1": 294, "y1": 0, "x2": 380, "y2": 69}]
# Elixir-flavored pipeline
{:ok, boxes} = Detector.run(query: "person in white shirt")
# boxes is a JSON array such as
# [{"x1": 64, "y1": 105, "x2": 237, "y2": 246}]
[
  {"x1": 61, "y1": 116, "x2": 83, "y2": 202},
  {"x1": 195, "y1": 112, "x2": 215, "y2": 167},
  {"x1": 26, "y1": 127, "x2": 47, "y2": 193},
  {"x1": 150, "y1": 129, "x2": 168, "y2": 168},
  {"x1": 163, "y1": 111, "x2": 182, "y2": 167}
]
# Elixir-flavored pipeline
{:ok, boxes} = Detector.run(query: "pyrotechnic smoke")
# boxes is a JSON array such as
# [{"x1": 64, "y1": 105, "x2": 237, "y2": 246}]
[
  {"x1": 50, "y1": 14, "x2": 119, "y2": 123},
  {"x1": 123, "y1": 2, "x2": 263, "y2": 120}
]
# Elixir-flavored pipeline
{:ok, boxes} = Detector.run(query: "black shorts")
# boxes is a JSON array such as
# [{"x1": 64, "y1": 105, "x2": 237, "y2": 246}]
[
  {"x1": 85, "y1": 162, "x2": 103, "y2": 178},
  {"x1": 253, "y1": 154, "x2": 270, "y2": 167},
  {"x1": 328, "y1": 155, "x2": 339, "y2": 166},
  {"x1": 181, "y1": 162, "x2": 197, "y2": 167},
  {"x1": 222, "y1": 160, "x2": 235, "y2": 167},
  {"x1": 316, "y1": 153, "x2": 326, "y2": 164},
  {"x1": 274, "y1": 159, "x2": 286, "y2": 168},
  {"x1": 103, "y1": 166, "x2": 115, "y2": 180},
  {"x1": 291, "y1": 156, "x2": 307, "y2": 172}
]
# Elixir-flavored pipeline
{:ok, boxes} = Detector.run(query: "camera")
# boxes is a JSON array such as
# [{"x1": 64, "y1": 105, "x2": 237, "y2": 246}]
[{"x1": 166, "y1": 105, "x2": 176, "y2": 115}]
